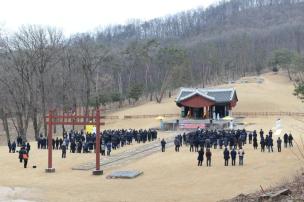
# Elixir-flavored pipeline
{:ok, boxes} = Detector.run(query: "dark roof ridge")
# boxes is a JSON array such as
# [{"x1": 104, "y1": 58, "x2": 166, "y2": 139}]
[{"x1": 176, "y1": 87, "x2": 236, "y2": 103}]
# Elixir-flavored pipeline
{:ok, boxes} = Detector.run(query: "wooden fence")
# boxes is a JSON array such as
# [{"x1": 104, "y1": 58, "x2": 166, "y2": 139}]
[
  {"x1": 122, "y1": 112, "x2": 304, "y2": 119},
  {"x1": 123, "y1": 114, "x2": 179, "y2": 119},
  {"x1": 102, "y1": 116, "x2": 119, "y2": 119},
  {"x1": 233, "y1": 112, "x2": 304, "y2": 117}
]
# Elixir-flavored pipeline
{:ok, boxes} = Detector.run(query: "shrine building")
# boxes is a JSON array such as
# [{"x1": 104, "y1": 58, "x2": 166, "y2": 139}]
[{"x1": 175, "y1": 87, "x2": 238, "y2": 119}]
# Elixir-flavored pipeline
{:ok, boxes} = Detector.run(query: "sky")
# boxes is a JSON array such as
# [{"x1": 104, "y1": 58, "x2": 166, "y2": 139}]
[{"x1": 0, "y1": 0, "x2": 217, "y2": 36}]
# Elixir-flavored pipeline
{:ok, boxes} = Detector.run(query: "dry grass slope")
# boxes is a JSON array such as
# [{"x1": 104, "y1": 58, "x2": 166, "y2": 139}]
[{"x1": 0, "y1": 72, "x2": 303, "y2": 202}]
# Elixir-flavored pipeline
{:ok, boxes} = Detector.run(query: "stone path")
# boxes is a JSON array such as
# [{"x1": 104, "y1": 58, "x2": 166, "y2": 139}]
[{"x1": 72, "y1": 136, "x2": 176, "y2": 171}]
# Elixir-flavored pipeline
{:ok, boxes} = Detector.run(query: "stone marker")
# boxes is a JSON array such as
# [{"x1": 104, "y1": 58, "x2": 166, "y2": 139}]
[{"x1": 106, "y1": 170, "x2": 143, "y2": 179}]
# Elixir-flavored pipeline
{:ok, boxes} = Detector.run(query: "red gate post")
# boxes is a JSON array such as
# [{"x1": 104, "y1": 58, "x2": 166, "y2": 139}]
[
  {"x1": 93, "y1": 109, "x2": 103, "y2": 175},
  {"x1": 46, "y1": 110, "x2": 56, "y2": 173}
]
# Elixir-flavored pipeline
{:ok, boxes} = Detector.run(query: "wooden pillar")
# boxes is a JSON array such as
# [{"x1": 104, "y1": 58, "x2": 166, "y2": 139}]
[
  {"x1": 53, "y1": 110, "x2": 57, "y2": 134},
  {"x1": 223, "y1": 105, "x2": 225, "y2": 117},
  {"x1": 93, "y1": 109, "x2": 103, "y2": 175},
  {"x1": 46, "y1": 110, "x2": 55, "y2": 173},
  {"x1": 72, "y1": 109, "x2": 76, "y2": 131},
  {"x1": 228, "y1": 103, "x2": 232, "y2": 116}
]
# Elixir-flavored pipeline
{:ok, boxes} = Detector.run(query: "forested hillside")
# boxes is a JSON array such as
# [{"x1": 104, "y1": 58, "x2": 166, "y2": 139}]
[{"x1": 1, "y1": 0, "x2": 304, "y2": 140}]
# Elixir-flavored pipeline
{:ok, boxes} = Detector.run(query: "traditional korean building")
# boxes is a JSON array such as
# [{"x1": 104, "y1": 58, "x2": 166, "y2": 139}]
[{"x1": 175, "y1": 87, "x2": 238, "y2": 119}]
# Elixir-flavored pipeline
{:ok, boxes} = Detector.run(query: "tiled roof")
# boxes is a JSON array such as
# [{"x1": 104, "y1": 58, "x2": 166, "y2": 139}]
[{"x1": 176, "y1": 87, "x2": 237, "y2": 104}]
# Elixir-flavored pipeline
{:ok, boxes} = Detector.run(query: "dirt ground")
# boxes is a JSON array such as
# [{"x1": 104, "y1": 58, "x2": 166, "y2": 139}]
[{"x1": 0, "y1": 72, "x2": 304, "y2": 202}]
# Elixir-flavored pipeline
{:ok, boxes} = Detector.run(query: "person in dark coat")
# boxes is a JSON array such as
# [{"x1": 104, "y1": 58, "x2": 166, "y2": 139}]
[
  {"x1": 194, "y1": 138, "x2": 199, "y2": 152},
  {"x1": 248, "y1": 133, "x2": 253, "y2": 144},
  {"x1": 55, "y1": 137, "x2": 60, "y2": 150},
  {"x1": 52, "y1": 138, "x2": 55, "y2": 150},
  {"x1": 183, "y1": 133, "x2": 187, "y2": 146},
  {"x1": 231, "y1": 148, "x2": 237, "y2": 166},
  {"x1": 8, "y1": 140, "x2": 12, "y2": 153},
  {"x1": 189, "y1": 138, "x2": 194, "y2": 152},
  {"x1": 11, "y1": 141, "x2": 16, "y2": 153},
  {"x1": 206, "y1": 148, "x2": 212, "y2": 167},
  {"x1": 59, "y1": 138, "x2": 63, "y2": 149},
  {"x1": 37, "y1": 137, "x2": 40, "y2": 149},
  {"x1": 161, "y1": 139, "x2": 166, "y2": 152},
  {"x1": 197, "y1": 149, "x2": 204, "y2": 166},
  {"x1": 253, "y1": 130, "x2": 257, "y2": 139},
  {"x1": 106, "y1": 142, "x2": 112, "y2": 156},
  {"x1": 26, "y1": 142, "x2": 31, "y2": 154},
  {"x1": 61, "y1": 142, "x2": 67, "y2": 158},
  {"x1": 259, "y1": 129, "x2": 264, "y2": 139},
  {"x1": 277, "y1": 137, "x2": 282, "y2": 152},
  {"x1": 288, "y1": 133, "x2": 293, "y2": 147},
  {"x1": 253, "y1": 136, "x2": 258, "y2": 150},
  {"x1": 174, "y1": 138, "x2": 180, "y2": 152},
  {"x1": 265, "y1": 135, "x2": 269, "y2": 151},
  {"x1": 283, "y1": 133, "x2": 288, "y2": 148},
  {"x1": 267, "y1": 136, "x2": 273, "y2": 152},
  {"x1": 260, "y1": 138, "x2": 265, "y2": 152},
  {"x1": 269, "y1": 130, "x2": 273, "y2": 138},
  {"x1": 70, "y1": 141, "x2": 76, "y2": 153},
  {"x1": 101, "y1": 143, "x2": 105, "y2": 156},
  {"x1": 223, "y1": 147, "x2": 230, "y2": 166},
  {"x1": 17, "y1": 136, "x2": 22, "y2": 147},
  {"x1": 219, "y1": 138, "x2": 223, "y2": 149}
]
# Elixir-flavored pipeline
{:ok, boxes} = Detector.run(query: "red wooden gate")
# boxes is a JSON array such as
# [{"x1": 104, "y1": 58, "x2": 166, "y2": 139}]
[{"x1": 45, "y1": 108, "x2": 104, "y2": 175}]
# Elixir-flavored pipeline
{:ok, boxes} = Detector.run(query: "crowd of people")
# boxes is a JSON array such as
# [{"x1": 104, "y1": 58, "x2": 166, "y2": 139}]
[
  {"x1": 8, "y1": 128, "x2": 157, "y2": 168},
  {"x1": 7, "y1": 126, "x2": 295, "y2": 169},
  {"x1": 36, "y1": 128, "x2": 158, "y2": 158},
  {"x1": 160, "y1": 128, "x2": 294, "y2": 167},
  {"x1": 7, "y1": 139, "x2": 31, "y2": 168}
]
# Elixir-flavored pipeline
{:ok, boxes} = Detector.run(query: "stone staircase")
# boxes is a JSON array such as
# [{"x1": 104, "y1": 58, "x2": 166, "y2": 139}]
[{"x1": 72, "y1": 136, "x2": 175, "y2": 171}]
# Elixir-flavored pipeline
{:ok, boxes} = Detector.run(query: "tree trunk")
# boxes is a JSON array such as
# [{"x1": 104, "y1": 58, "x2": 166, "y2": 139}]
[
  {"x1": 40, "y1": 74, "x2": 47, "y2": 137},
  {"x1": 53, "y1": 110, "x2": 57, "y2": 134},
  {"x1": 145, "y1": 64, "x2": 150, "y2": 91},
  {"x1": 0, "y1": 108, "x2": 11, "y2": 144},
  {"x1": 84, "y1": 69, "x2": 91, "y2": 128},
  {"x1": 16, "y1": 112, "x2": 27, "y2": 142},
  {"x1": 85, "y1": 78, "x2": 90, "y2": 116},
  {"x1": 62, "y1": 112, "x2": 66, "y2": 133},
  {"x1": 32, "y1": 107, "x2": 40, "y2": 140},
  {"x1": 287, "y1": 66, "x2": 293, "y2": 81},
  {"x1": 155, "y1": 90, "x2": 165, "y2": 103},
  {"x1": 201, "y1": 64, "x2": 205, "y2": 88},
  {"x1": 117, "y1": 72, "x2": 123, "y2": 108}
]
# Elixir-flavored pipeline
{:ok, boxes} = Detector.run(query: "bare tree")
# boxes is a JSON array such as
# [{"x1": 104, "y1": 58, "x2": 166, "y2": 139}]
[{"x1": 14, "y1": 25, "x2": 64, "y2": 137}]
